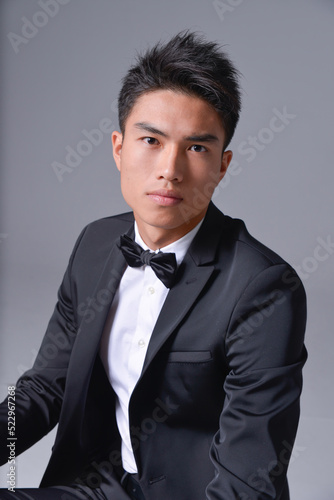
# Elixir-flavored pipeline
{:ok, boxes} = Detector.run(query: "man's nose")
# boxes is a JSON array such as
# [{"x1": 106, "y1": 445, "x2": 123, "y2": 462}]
[{"x1": 156, "y1": 146, "x2": 184, "y2": 182}]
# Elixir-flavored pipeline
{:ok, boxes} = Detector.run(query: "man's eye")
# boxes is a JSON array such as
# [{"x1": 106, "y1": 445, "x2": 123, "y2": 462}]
[
  {"x1": 190, "y1": 144, "x2": 207, "y2": 153},
  {"x1": 143, "y1": 137, "x2": 159, "y2": 145}
]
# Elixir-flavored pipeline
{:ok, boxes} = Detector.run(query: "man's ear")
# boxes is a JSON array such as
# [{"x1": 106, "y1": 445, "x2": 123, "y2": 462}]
[
  {"x1": 219, "y1": 150, "x2": 233, "y2": 181},
  {"x1": 112, "y1": 131, "x2": 123, "y2": 171}
]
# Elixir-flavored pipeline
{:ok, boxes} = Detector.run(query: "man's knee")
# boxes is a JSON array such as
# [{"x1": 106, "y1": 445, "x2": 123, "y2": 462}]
[{"x1": 0, "y1": 487, "x2": 87, "y2": 499}]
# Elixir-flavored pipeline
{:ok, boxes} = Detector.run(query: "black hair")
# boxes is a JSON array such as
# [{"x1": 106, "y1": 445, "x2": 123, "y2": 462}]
[{"x1": 118, "y1": 31, "x2": 242, "y2": 149}]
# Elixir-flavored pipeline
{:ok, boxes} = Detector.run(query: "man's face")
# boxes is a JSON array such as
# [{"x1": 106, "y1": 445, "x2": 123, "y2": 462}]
[{"x1": 112, "y1": 90, "x2": 232, "y2": 249}]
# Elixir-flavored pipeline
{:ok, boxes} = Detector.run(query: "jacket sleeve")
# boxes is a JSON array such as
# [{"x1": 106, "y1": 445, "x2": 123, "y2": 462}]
[
  {"x1": 206, "y1": 264, "x2": 307, "y2": 500},
  {"x1": 0, "y1": 226, "x2": 88, "y2": 465}
]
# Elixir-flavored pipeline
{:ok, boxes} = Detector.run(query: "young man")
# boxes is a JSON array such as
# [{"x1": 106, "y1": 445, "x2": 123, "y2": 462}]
[{"x1": 0, "y1": 32, "x2": 307, "y2": 500}]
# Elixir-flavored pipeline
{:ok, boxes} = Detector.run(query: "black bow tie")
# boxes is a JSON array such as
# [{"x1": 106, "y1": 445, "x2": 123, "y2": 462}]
[{"x1": 119, "y1": 234, "x2": 177, "y2": 288}]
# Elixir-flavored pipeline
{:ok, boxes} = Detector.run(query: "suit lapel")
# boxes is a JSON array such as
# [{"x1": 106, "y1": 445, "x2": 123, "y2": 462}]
[
  {"x1": 61, "y1": 225, "x2": 135, "y2": 422},
  {"x1": 141, "y1": 260, "x2": 215, "y2": 375},
  {"x1": 141, "y1": 202, "x2": 225, "y2": 377}
]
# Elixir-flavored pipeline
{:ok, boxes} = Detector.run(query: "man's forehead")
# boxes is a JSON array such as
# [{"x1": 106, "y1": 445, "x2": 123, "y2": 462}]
[
  {"x1": 129, "y1": 89, "x2": 213, "y2": 114},
  {"x1": 125, "y1": 89, "x2": 225, "y2": 139}
]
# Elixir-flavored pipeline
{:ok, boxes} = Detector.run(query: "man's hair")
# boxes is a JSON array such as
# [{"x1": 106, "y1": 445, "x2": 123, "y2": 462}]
[{"x1": 118, "y1": 31, "x2": 242, "y2": 149}]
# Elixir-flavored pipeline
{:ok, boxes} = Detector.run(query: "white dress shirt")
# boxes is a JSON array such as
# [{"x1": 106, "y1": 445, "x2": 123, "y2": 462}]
[{"x1": 99, "y1": 221, "x2": 202, "y2": 472}]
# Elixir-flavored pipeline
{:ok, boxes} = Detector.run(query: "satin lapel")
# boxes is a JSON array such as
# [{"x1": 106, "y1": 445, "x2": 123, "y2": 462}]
[
  {"x1": 61, "y1": 226, "x2": 134, "y2": 417},
  {"x1": 141, "y1": 256, "x2": 215, "y2": 376},
  {"x1": 141, "y1": 202, "x2": 226, "y2": 377}
]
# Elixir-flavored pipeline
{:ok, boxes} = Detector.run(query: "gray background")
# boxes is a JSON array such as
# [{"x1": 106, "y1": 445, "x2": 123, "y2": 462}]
[{"x1": 0, "y1": 0, "x2": 333, "y2": 497}]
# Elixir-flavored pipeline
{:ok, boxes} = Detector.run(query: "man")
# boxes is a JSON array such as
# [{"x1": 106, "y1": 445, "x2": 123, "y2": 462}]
[{"x1": 0, "y1": 32, "x2": 307, "y2": 499}]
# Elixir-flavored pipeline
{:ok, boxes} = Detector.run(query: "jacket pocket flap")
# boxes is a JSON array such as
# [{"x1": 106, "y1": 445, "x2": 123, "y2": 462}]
[{"x1": 167, "y1": 351, "x2": 212, "y2": 363}]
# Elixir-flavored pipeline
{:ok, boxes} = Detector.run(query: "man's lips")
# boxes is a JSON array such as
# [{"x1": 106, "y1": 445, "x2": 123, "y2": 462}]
[{"x1": 147, "y1": 190, "x2": 183, "y2": 207}]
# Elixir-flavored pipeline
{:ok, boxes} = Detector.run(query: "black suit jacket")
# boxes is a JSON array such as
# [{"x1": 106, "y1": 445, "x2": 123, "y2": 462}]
[{"x1": 0, "y1": 203, "x2": 307, "y2": 499}]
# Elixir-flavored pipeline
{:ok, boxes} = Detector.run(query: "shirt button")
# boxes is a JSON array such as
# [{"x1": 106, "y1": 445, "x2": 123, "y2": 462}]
[
  {"x1": 138, "y1": 339, "x2": 146, "y2": 348},
  {"x1": 148, "y1": 286, "x2": 155, "y2": 295}
]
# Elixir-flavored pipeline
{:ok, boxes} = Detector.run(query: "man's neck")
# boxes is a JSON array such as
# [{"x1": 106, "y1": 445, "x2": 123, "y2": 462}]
[{"x1": 134, "y1": 215, "x2": 206, "y2": 251}]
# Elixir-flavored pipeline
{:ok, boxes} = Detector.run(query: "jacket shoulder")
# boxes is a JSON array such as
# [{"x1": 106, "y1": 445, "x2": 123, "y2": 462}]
[
  {"x1": 85, "y1": 211, "x2": 134, "y2": 231},
  {"x1": 80, "y1": 211, "x2": 134, "y2": 242},
  {"x1": 207, "y1": 204, "x2": 288, "y2": 268},
  {"x1": 67, "y1": 211, "x2": 134, "y2": 265},
  {"x1": 224, "y1": 215, "x2": 288, "y2": 267}
]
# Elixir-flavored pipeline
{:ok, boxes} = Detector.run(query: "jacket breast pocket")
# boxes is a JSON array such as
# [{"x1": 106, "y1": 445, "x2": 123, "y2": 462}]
[{"x1": 167, "y1": 350, "x2": 212, "y2": 363}]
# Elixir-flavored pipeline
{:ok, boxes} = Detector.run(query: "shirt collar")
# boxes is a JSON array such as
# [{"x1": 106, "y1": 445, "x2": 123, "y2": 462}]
[{"x1": 134, "y1": 219, "x2": 203, "y2": 267}]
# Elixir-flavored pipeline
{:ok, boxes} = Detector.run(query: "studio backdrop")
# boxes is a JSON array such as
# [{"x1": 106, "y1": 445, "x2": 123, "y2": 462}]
[{"x1": 1, "y1": 1, "x2": 333, "y2": 498}]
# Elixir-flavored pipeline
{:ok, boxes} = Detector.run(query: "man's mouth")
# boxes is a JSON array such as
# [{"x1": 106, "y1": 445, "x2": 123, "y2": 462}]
[{"x1": 147, "y1": 189, "x2": 183, "y2": 207}]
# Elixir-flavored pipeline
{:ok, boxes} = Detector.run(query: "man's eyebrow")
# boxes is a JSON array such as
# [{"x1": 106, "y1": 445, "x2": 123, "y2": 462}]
[
  {"x1": 134, "y1": 122, "x2": 168, "y2": 137},
  {"x1": 134, "y1": 122, "x2": 219, "y2": 143},
  {"x1": 184, "y1": 133, "x2": 219, "y2": 143}
]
